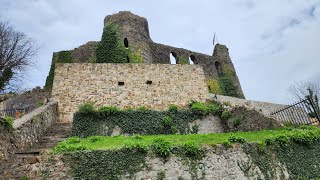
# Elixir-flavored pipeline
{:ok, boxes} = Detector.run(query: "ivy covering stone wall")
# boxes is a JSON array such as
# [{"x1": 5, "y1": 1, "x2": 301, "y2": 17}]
[{"x1": 72, "y1": 102, "x2": 223, "y2": 137}]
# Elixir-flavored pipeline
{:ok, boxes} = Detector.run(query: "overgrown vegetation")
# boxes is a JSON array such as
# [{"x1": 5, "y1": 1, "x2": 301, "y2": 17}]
[
  {"x1": 206, "y1": 79, "x2": 222, "y2": 95},
  {"x1": 243, "y1": 125, "x2": 320, "y2": 179},
  {"x1": 72, "y1": 101, "x2": 223, "y2": 137},
  {"x1": 54, "y1": 126, "x2": 320, "y2": 179},
  {"x1": 222, "y1": 106, "x2": 280, "y2": 132},
  {"x1": 128, "y1": 48, "x2": 144, "y2": 63},
  {"x1": 178, "y1": 56, "x2": 189, "y2": 64},
  {"x1": 45, "y1": 50, "x2": 74, "y2": 90},
  {"x1": 0, "y1": 115, "x2": 14, "y2": 129},
  {"x1": 95, "y1": 23, "x2": 129, "y2": 63},
  {"x1": 216, "y1": 64, "x2": 243, "y2": 98},
  {"x1": 62, "y1": 148, "x2": 147, "y2": 179},
  {"x1": 54, "y1": 126, "x2": 319, "y2": 153}
]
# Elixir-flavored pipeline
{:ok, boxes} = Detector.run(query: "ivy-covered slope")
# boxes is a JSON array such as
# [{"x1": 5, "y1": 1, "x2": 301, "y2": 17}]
[{"x1": 53, "y1": 126, "x2": 320, "y2": 179}]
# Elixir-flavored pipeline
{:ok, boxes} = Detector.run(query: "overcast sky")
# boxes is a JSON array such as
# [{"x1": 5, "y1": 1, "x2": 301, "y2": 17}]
[{"x1": 0, "y1": 0, "x2": 319, "y2": 104}]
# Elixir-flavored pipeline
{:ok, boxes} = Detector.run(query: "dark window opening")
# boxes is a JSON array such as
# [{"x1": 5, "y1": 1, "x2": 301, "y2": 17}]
[
  {"x1": 170, "y1": 52, "x2": 177, "y2": 64},
  {"x1": 190, "y1": 55, "x2": 197, "y2": 64},
  {"x1": 146, "y1": 80, "x2": 152, "y2": 85},
  {"x1": 215, "y1": 61, "x2": 223, "y2": 76},
  {"x1": 118, "y1": 82, "x2": 124, "y2": 86},
  {"x1": 124, "y1": 38, "x2": 129, "y2": 48}
]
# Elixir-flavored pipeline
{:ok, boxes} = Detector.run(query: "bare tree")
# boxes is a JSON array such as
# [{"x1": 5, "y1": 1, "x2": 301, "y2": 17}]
[
  {"x1": 0, "y1": 21, "x2": 37, "y2": 92},
  {"x1": 288, "y1": 81, "x2": 320, "y2": 118},
  {"x1": 288, "y1": 81, "x2": 319, "y2": 101}
]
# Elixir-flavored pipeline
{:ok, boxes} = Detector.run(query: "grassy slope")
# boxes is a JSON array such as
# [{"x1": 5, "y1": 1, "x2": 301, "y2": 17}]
[{"x1": 54, "y1": 126, "x2": 320, "y2": 153}]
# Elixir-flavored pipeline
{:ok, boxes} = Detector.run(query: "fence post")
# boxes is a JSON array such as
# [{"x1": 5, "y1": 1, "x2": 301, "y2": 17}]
[{"x1": 306, "y1": 96, "x2": 320, "y2": 123}]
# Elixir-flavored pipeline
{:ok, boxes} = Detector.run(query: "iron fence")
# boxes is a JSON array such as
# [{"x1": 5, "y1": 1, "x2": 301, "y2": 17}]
[
  {"x1": 0, "y1": 107, "x2": 30, "y2": 119},
  {"x1": 270, "y1": 97, "x2": 320, "y2": 125}
]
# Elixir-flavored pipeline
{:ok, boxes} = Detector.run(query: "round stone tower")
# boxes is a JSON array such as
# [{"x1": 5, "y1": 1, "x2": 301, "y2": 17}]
[{"x1": 103, "y1": 11, "x2": 153, "y2": 63}]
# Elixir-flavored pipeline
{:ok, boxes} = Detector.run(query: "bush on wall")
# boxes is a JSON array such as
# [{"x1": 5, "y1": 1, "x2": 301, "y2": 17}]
[
  {"x1": 128, "y1": 48, "x2": 144, "y2": 63},
  {"x1": 206, "y1": 79, "x2": 222, "y2": 95},
  {"x1": 95, "y1": 23, "x2": 129, "y2": 63}
]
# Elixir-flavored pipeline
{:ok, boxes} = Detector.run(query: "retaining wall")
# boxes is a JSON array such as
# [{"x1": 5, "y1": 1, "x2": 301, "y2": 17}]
[{"x1": 0, "y1": 101, "x2": 58, "y2": 159}]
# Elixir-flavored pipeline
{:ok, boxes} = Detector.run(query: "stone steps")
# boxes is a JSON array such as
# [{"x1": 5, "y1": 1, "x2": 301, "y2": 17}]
[{"x1": 0, "y1": 122, "x2": 72, "y2": 180}]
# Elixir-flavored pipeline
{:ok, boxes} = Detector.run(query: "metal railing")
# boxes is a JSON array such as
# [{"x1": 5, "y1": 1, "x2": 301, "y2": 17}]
[
  {"x1": 0, "y1": 107, "x2": 30, "y2": 119},
  {"x1": 270, "y1": 97, "x2": 320, "y2": 125}
]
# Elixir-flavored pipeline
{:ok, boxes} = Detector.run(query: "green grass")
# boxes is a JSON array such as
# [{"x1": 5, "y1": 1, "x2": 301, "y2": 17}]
[{"x1": 54, "y1": 126, "x2": 320, "y2": 153}]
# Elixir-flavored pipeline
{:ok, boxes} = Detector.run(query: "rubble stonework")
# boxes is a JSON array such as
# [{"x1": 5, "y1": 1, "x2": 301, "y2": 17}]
[
  {"x1": 46, "y1": 11, "x2": 244, "y2": 98},
  {"x1": 52, "y1": 63, "x2": 209, "y2": 122}
]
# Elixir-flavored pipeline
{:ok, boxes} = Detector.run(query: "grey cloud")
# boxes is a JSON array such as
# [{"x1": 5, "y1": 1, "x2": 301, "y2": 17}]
[{"x1": 0, "y1": 0, "x2": 319, "y2": 105}]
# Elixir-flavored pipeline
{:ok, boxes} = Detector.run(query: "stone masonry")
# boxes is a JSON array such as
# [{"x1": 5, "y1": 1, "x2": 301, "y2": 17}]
[
  {"x1": 52, "y1": 63, "x2": 209, "y2": 122},
  {"x1": 46, "y1": 11, "x2": 245, "y2": 98}
]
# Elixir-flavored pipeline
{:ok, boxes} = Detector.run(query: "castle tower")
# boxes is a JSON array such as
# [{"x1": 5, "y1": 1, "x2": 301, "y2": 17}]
[{"x1": 104, "y1": 11, "x2": 154, "y2": 63}]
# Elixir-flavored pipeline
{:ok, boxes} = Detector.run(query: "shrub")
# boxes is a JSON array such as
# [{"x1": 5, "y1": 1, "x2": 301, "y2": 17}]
[
  {"x1": 178, "y1": 56, "x2": 189, "y2": 64},
  {"x1": 162, "y1": 115, "x2": 173, "y2": 126},
  {"x1": 168, "y1": 104, "x2": 178, "y2": 112},
  {"x1": 190, "y1": 102, "x2": 209, "y2": 115},
  {"x1": 207, "y1": 104, "x2": 223, "y2": 115},
  {"x1": 99, "y1": 106, "x2": 120, "y2": 115},
  {"x1": 181, "y1": 141, "x2": 204, "y2": 158},
  {"x1": 228, "y1": 117, "x2": 241, "y2": 128},
  {"x1": 2, "y1": 115, "x2": 14, "y2": 129},
  {"x1": 206, "y1": 79, "x2": 222, "y2": 94},
  {"x1": 95, "y1": 23, "x2": 129, "y2": 63},
  {"x1": 124, "y1": 141, "x2": 148, "y2": 152},
  {"x1": 151, "y1": 138, "x2": 172, "y2": 157},
  {"x1": 78, "y1": 102, "x2": 96, "y2": 113},
  {"x1": 128, "y1": 48, "x2": 143, "y2": 63},
  {"x1": 222, "y1": 140, "x2": 232, "y2": 148},
  {"x1": 265, "y1": 135, "x2": 290, "y2": 146},
  {"x1": 221, "y1": 110, "x2": 231, "y2": 121},
  {"x1": 228, "y1": 135, "x2": 246, "y2": 143}
]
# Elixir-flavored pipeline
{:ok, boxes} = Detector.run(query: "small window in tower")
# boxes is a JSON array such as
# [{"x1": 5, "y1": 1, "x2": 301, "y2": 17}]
[
  {"x1": 124, "y1": 38, "x2": 129, "y2": 48},
  {"x1": 146, "y1": 80, "x2": 152, "y2": 85},
  {"x1": 118, "y1": 81, "x2": 124, "y2": 86}
]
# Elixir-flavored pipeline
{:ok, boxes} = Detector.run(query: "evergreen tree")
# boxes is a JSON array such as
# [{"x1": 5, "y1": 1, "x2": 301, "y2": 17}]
[{"x1": 96, "y1": 23, "x2": 128, "y2": 63}]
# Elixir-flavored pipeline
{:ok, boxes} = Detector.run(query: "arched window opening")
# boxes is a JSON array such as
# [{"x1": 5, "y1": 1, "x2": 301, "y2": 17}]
[
  {"x1": 124, "y1": 38, "x2": 129, "y2": 48},
  {"x1": 189, "y1": 55, "x2": 197, "y2": 65},
  {"x1": 170, "y1": 52, "x2": 177, "y2": 64},
  {"x1": 215, "y1": 61, "x2": 223, "y2": 76}
]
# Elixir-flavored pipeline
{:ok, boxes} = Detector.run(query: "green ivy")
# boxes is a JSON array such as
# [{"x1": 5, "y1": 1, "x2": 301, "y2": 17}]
[
  {"x1": 95, "y1": 23, "x2": 129, "y2": 63},
  {"x1": 243, "y1": 127, "x2": 320, "y2": 179},
  {"x1": 218, "y1": 76, "x2": 239, "y2": 98},
  {"x1": 45, "y1": 51, "x2": 74, "y2": 90},
  {"x1": 63, "y1": 149, "x2": 147, "y2": 179},
  {"x1": 71, "y1": 102, "x2": 223, "y2": 137}
]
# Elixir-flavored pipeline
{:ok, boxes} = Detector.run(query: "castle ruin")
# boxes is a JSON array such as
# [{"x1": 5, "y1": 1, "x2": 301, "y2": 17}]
[{"x1": 47, "y1": 11, "x2": 245, "y2": 122}]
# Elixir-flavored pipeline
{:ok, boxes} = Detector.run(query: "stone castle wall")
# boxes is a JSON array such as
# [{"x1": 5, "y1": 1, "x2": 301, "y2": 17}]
[
  {"x1": 52, "y1": 63, "x2": 209, "y2": 122},
  {"x1": 45, "y1": 11, "x2": 245, "y2": 98}
]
